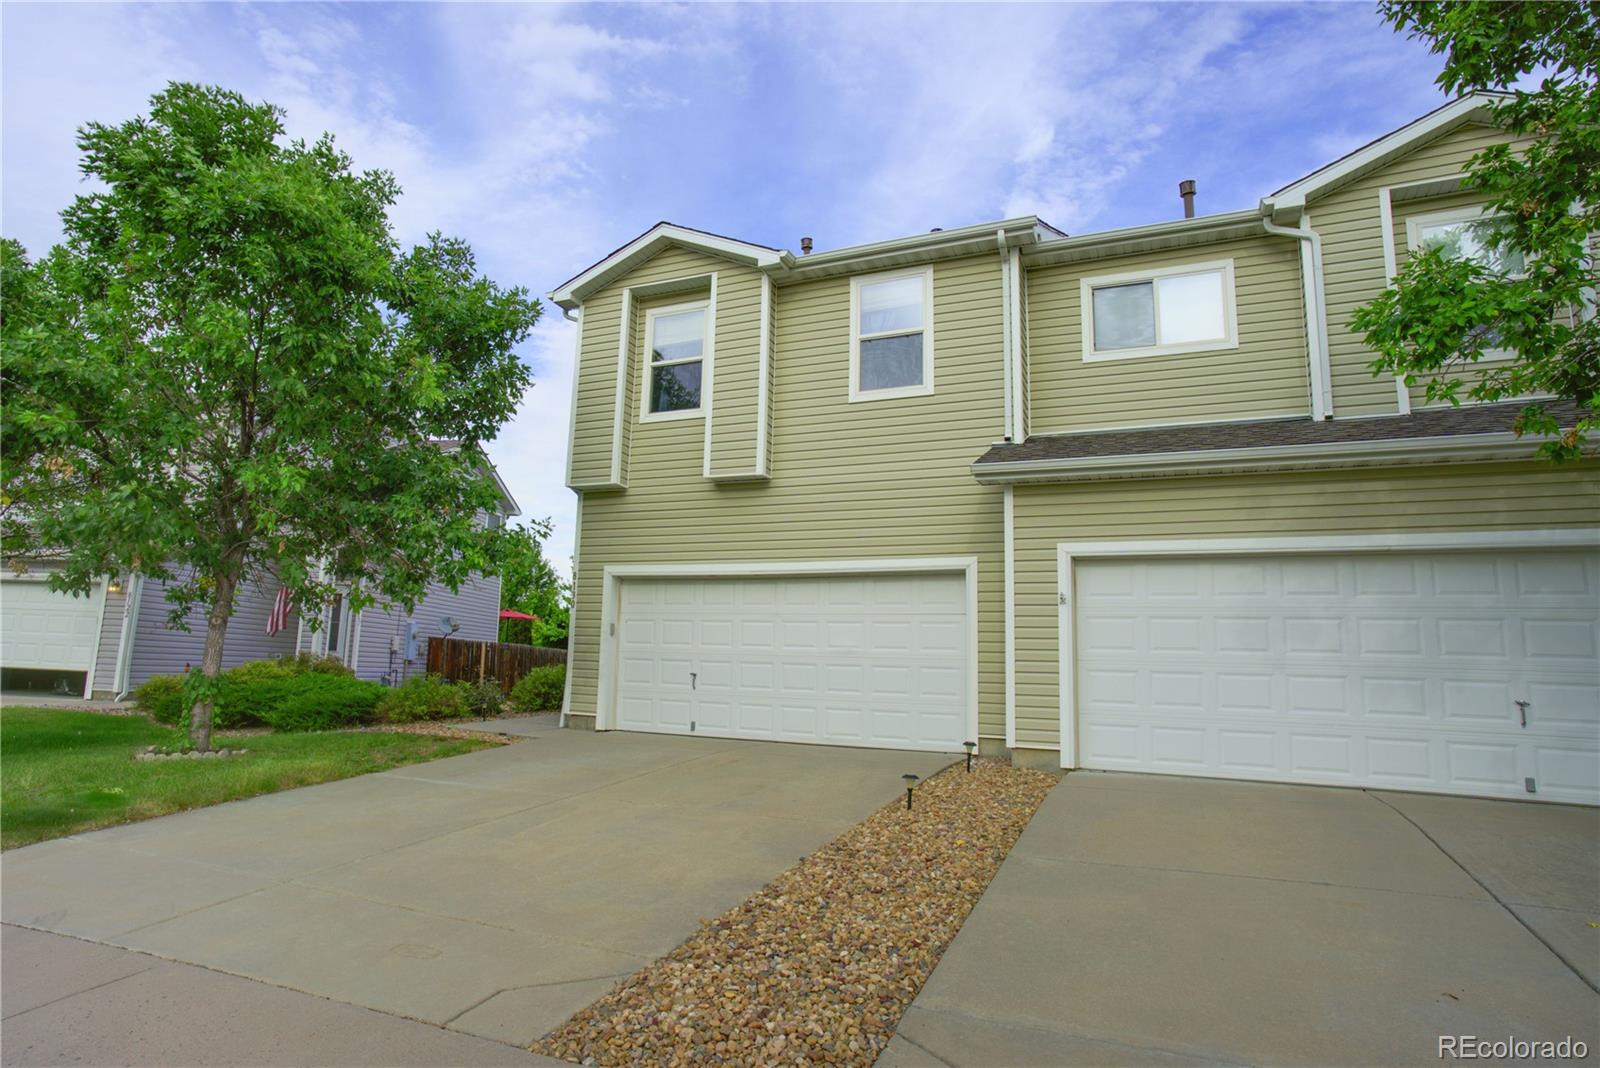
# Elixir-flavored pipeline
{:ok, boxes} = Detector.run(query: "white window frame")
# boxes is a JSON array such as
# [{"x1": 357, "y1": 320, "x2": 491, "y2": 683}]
[
  {"x1": 1079, "y1": 258, "x2": 1238, "y2": 363},
  {"x1": 848, "y1": 266, "x2": 935, "y2": 403},
  {"x1": 640, "y1": 298, "x2": 710, "y2": 423}
]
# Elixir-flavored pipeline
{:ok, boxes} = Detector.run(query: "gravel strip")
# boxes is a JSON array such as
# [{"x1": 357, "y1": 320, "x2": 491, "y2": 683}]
[
  {"x1": 358, "y1": 722, "x2": 520, "y2": 744},
  {"x1": 533, "y1": 759, "x2": 1056, "y2": 1066}
]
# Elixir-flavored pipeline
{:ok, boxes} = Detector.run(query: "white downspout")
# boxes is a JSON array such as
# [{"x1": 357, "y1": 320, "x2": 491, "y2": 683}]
[
  {"x1": 1262, "y1": 217, "x2": 1333, "y2": 421},
  {"x1": 112, "y1": 573, "x2": 145, "y2": 700},
  {"x1": 559, "y1": 492, "x2": 581, "y2": 729},
  {"x1": 997, "y1": 230, "x2": 1014, "y2": 442}
]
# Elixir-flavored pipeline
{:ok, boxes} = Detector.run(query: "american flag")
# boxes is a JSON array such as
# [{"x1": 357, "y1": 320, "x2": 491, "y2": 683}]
[{"x1": 267, "y1": 586, "x2": 292, "y2": 636}]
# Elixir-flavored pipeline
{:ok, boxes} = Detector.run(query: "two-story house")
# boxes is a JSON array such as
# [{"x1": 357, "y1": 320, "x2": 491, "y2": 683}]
[{"x1": 549, "y1": 93, "x2": 1599, "y2": 805}]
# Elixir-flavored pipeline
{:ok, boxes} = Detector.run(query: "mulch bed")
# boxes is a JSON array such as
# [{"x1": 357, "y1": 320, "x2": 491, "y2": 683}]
[{"x1": 532, "y1": 759, "x2": 1057, "y2": 1066}]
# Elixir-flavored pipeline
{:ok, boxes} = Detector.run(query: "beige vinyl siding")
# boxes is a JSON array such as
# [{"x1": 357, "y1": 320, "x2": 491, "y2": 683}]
[
  {"x1": 1313, "y1": 122, "x2": 1530, "y2": 416},
  {"x1": 1010, "y1": 461, "x2": 1600, "y2": 748},
  {"x1": 706, "y1": 266, "x2": 766, "y2": 476},
  {"x1": 1026, "y1": 236, "x2": 1309, "y2": 433},
  {"x1": 571, "y1": 253, "x2": 1009, "y2": 736},
  {"x1": 570, "y1": 285, "x2": 624, "y2": 486}
]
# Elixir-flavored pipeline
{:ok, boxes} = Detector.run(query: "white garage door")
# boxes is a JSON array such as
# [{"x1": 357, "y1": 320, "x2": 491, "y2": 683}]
[
  {"x1": 1, "y1": 576, "x2": 103, "y2": 677},
  {"x1": 615, "y1": 573, "x2": 969, "y2": 752},
  {"x1": 1074, "y1": 550, "x2": 1600, "y2": 804}
]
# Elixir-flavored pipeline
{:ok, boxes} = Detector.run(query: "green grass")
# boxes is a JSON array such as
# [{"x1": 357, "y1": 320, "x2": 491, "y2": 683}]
[{"x1": 0, "y1": 707, "x2": 494, "y2": 850}]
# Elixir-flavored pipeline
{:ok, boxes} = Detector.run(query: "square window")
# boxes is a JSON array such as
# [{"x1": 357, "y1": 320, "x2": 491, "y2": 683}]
[{"x1": 1082, "y1": 260, "x2": 1237, "y2": 361}]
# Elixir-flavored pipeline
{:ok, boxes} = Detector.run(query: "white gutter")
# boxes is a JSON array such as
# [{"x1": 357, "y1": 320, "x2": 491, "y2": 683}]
[
  {"x1": 997, "y1": 230, "x2": 1014, "y2": 442},
  {"x1": 1261, "y1": 217, "x2": 1333, "y2": 420},
  {"x1": 971, "y1": 432, "x2": 1532, "y2": 484}
]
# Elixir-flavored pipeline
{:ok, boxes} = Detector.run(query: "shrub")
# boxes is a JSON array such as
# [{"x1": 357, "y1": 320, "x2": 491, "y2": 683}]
[
  {"x1": 509, "y1": 664, "x2": 565, "y2": 713},
  {"x1": 275, "y1": 651, "x2": 354, "y2": 676},
  {"x1": 374, "y1": 675, "x2": 470, "y2": 723},
  {"x1": 261, "y1": 674, "x2": 386, "y2": 732},
  {"x1": 132, "y1": 675, "x2": 186, "y2": 725},
  {"x1": 463, "y1": 680, "x2": 504, "y2": 719}
]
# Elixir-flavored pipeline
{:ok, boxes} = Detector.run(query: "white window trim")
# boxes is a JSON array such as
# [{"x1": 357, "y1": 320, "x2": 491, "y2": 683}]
[
  {"x1": 1079, "y1": 258, "x2": 1238, "y2": 363},
  {"x1": 639, "y1": 298, "x2": 710, "y2": 423},
  {"x1": 848, "y1": 266, "x2": 935, "y2": 403}
]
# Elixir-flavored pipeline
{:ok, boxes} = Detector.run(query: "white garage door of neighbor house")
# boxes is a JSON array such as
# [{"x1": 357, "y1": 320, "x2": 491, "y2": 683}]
[
  {"x1": 1074, "y1": 550, "x2": 1600, "y2": 804},
  {"x1": 1, "y1": 577, "x2": 102, "y2": 676},
  {"x1": 616, "y1": 573, "x2": 968, "y2": 752}
]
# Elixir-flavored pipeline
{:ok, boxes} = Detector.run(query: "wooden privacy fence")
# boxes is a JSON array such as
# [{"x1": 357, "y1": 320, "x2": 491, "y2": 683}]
[{"x1": 426, "y1": 637, "x2": 566, "y2": 693}]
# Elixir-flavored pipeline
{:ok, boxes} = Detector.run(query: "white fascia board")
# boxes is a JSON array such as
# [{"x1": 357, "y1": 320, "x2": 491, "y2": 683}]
[
  {"x1": 551, "y1": 224, "x2": 783, "y2": 309},
  {"x1": 777, "y1": 217, "x2": 1047, "y2": 283},
  {"x1": 970, "y1": 432, "x2": 1535, "y2": 484},
  {"x1": 1261, "y1": 94, "x2": 1503, "y2": 223}
]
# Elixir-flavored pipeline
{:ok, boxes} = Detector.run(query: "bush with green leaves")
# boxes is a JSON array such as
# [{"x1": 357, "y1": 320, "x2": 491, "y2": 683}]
[
  {"x1": 462, "y1": 680, "x2": 504, "y2": 719},
  {"x1": 132, "y1": 675, "x2": 185, "y2": 725},
  {"x1": 132, "y1": 657, "x2": 382, "y2": 731},
  {"x1": 374, "y1": 675, "x2": 470, "y2": 723},
  {"x1": 275, "y1": 651, "x2": 354, "y2": 676},
  {"x1": 509, "y1": 664, "x2": 565, "y2": 713},
  {"x1": 260, "y1": 674, "x2": 386, "y2": 732}
]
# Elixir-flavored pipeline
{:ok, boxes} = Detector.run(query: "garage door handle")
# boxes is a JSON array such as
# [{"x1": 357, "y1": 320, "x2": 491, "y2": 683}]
[
  {"x1": 690, "y1": 672, "x2": 697, "y2": 690},
  {"x1": 1515, "y1": 700, "x2": 1529, "y2": 728}
]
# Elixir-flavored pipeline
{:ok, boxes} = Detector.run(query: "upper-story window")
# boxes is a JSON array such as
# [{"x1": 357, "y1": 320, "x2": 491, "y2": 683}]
[
  {"x1": 1407, "y1": 206, "x2": 1526, "y2": 277},
  {"x1": 642, "y1": 301, "x2": 707, "y2": 421},
  {"x1": 850, "y1": 267, "x2": 934, "y2": 401},
  {"x1": 1080, "y1": 259, "x2": 1237, "y2": 362}
]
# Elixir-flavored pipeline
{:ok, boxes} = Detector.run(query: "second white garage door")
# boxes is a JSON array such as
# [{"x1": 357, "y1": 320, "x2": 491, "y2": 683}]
[
  {"x1": 1073, "y1": 549, "x2": 1600, "y2": 804},
  {"x1": 0, "y1": 574, "x2": 104, "y2": 685},
  {"x1": 614, "y1": 573, "x2": 969, "y2": 752}
]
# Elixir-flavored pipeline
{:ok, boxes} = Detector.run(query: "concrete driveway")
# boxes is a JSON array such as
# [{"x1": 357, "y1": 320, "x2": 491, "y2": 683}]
[
  {"x1": 884, "y1": 772, "x2": 1600, "y2": 1067},
  {"x1": 2, "y1": 727, "x2": 952, "y2": 1055}
]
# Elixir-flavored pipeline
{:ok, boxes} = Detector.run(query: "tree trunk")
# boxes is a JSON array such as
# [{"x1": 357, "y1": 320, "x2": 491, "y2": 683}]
[{"x1": 189, "y1": 569, "x2": 238, "y2": 752}]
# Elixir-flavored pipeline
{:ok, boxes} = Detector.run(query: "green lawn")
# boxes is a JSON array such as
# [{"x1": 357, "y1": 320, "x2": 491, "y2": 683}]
[{"x1": 0, "y1": 707, "x2": 494, "y2": 850}]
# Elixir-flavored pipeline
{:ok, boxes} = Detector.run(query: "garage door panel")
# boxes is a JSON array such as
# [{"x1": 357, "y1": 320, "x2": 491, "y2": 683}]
[
  {"x1": 1, "y1": 577, "x2": 103, "y2": 678},
  {"x1": 616, "y1": 572, "x2": 968, "y2": 752},
  {"x1": 1075, "y1": 550, "x2": 1600, "y2": 803}
]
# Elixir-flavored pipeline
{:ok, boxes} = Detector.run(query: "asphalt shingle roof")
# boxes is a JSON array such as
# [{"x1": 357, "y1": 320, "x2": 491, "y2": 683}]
[{"x1": 973, "y1": 399, "x2": 1580, "y2": 466}]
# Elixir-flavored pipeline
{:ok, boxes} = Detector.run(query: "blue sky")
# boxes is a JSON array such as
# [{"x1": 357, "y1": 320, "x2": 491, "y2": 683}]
[{"x1": 1, "y1": 3, "x2": 1450, "y2": 578}]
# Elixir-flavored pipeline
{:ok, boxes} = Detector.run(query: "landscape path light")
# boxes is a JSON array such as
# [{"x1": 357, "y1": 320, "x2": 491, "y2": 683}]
[
  {"x1": 902, "y1": 773, "x2": 920, "y2": 810},
  {"x1": 964, "y1": 740, "x2": 976, "y2": 772}
]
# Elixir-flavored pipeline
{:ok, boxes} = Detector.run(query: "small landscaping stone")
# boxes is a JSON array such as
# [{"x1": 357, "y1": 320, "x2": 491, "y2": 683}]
[{"x1": 532, "y1": 759, "x2": 1056, "y2": 1067}]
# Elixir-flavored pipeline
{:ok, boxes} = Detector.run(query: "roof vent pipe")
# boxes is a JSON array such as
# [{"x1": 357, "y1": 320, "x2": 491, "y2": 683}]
[
  {"x1": 800, "y1": 236, "x2": 813, "y2": 255},
  {"x1": 1179, "y1": 179, "x2": 1196, "y2": 219}
]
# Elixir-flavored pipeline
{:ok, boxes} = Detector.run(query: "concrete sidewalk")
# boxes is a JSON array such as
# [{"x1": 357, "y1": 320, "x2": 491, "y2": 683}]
[
  {"x1": 882, "y1": 773, "x2": 1600, "y2": 1067},
  {"x1": 1, "y1": 925, "x2": 563, "y2": 1067},
  {"x1": 3, "y1": 729, "x2": 952, "y2": 1059}
]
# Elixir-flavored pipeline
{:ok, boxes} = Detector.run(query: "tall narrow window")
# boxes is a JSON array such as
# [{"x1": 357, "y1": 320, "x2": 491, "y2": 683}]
[
  {"x1": 1081, "y1": 260, "x2": 1237, "y2": 361},
  {"x1": 643, "y1": 302, "x2": 706, "y2": 419},
  {"x1": 850, "y1": 268, "x2": 934, "y2": 401}
]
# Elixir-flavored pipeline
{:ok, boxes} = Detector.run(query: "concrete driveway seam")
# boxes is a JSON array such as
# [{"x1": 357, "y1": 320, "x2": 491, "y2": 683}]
[
  {"x1": 439, "y1": 971, "x2": 638, "y2": 1028},
  {"x1": 0, "y1": 962, "x2": 154, "y2": 1023},
  {"x1": 1367, "y1": 790, "x2": 1600, "y2": 996}
]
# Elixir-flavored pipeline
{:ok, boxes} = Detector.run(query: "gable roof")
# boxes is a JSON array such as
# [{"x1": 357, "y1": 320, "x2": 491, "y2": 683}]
[
  {"x1": 550, "y1": 223, "x2": 786, "y2": 310},
  {"x1": 1260, "y1": 92, "x2": 1510, "y2": 224}
]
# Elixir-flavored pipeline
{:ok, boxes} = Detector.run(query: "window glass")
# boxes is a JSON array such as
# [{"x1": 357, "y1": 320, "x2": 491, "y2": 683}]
[
  {"x1": 1418, "y1": 218, "x2": 1525, "y2": 276},
  {"x1": 1156, "y1": 271, "x2": 1227, "y2": 345},
  {"x1": 650, "y1": 308, "x2": 705, "y2": 363},
  {"x1": 326, "y1": 594, "x2": 344, "y2": 656},
  {"x1": 859, "y1": 276, "x2": 924, "y2": 336},
  {"x1": 859, "y1": 334, "x2": 924, "y2": 391},
  {"x1": 1092, "y1": 281, "x2": 1157, "y2": 351},
  {"x1": 650, "y1": 360, "x2": 702, "y2": 413}
]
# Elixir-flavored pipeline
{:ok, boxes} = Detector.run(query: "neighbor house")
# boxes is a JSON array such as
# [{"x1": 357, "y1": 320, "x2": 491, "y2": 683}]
[
  {"x1": 549, "y1": 93, "x2": 1599, "y2": 806},
  {"x1": 0, "y1": 469, "x2": 518, "y2": 698}
]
